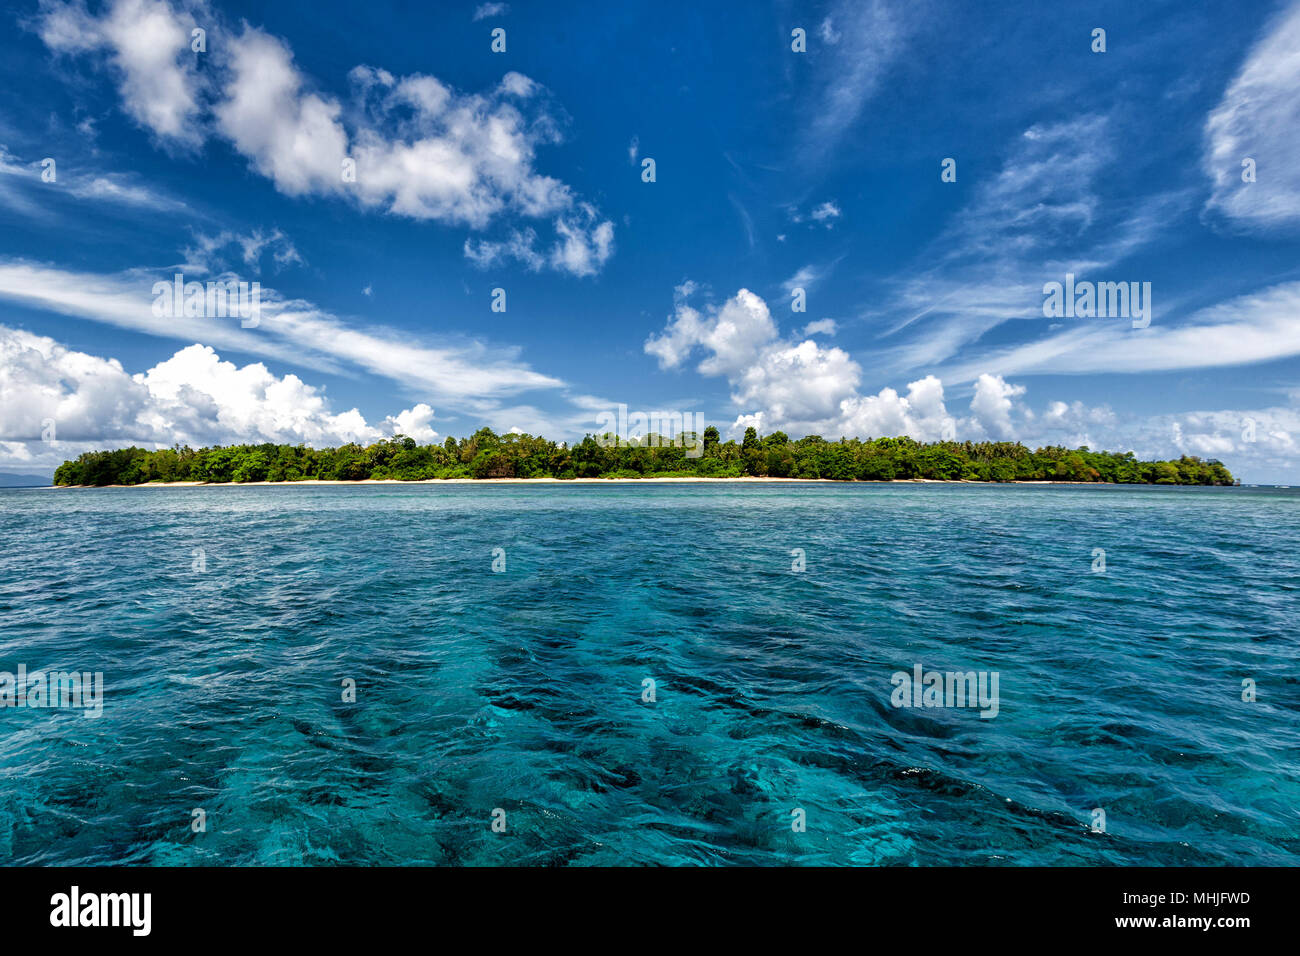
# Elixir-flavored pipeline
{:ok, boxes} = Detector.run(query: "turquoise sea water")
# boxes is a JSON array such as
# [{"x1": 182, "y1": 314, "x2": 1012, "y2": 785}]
[{"x1": 0, "y1": 482, "x2": 1296, "y2": 866}]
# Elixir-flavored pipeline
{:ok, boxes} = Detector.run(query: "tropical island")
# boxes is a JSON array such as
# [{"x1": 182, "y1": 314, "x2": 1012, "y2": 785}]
[{"x1": 52, "y1": 427, "x2": 1236, "y2": 486}]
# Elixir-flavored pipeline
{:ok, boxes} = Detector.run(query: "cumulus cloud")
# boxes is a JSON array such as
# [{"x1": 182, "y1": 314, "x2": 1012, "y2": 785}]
[
  {"x1": 837, "y1": 376, "x2": 952, "y2": 441},
  {"x1": 38, "y1": 0, "x2": 207, "y2": 148},
  {"x1": 0, "y1": 259, "x2": 564, "y2": 408},
  {"x1": 733, "y1": 338, "x2": 862, "y2": 427},
  {"x1": 35, "y1": 0, "x2": 614, "y2": 276},
  {"x1": 645, "y1": 286, "x2": 870, "y2": 435},
  {"x1": 550, "y1": 204, "x2": 615, "y2": 277},
  {"x1": 642, "y1": 285, "x2": 1280, "y2": 464},
  {"x1": 213, "y1": 26, "x2": 350, "y2": 197},
  {"x1": 969, "y1": 373, "x2": 1026, "y2": 440},
  {"x1": 1028, "y1": 398, "x2": 1300, "y2": 484},
  {"x1": 656, "y1": 288, "x2": 1296, "y2": 479},
  {"x1": 1203, "y1": 2, "x2": 1300, "y2": 231},
  {"x1": 385, "y1": 403, "x2": 437, "y2": 442},
  {"x1": 645, "y1": 286, "x2": 779, "y2": 378},
  {"x1": 0, "y1": 325, "x2": 439, "y2": 467},
  {"x1": 647, "y1": 286, "x2": 964, "y2": 439}
]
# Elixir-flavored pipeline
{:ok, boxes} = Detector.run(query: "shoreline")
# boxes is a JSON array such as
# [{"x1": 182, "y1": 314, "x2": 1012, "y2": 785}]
[{"x1": 44, "y1": 477, "x2": 1218, "y2": 489}]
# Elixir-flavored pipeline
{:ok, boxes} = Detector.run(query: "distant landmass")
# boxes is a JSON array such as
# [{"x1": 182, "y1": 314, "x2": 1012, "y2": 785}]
[
  {"x1": 51, "y1": 428, "x2": 1236, "y2": 486},
  {"x1": 0, "y1": 472, "x2": 51, "y2": 487}
]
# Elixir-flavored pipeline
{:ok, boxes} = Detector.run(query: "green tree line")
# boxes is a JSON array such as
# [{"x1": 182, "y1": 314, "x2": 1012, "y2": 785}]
[{"x1": 53, "y1": 427, "x2": 1236, "y2": 486}]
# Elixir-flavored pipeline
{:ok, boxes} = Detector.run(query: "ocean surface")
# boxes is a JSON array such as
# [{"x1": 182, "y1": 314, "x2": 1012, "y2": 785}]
[{"x1": 0, "y1": 482, "x2": 1296, "y2": 866}]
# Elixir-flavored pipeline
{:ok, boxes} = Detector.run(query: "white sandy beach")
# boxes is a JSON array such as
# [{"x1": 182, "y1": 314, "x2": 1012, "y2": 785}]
[{"x1": 50, "y1": 477, "x2": 1099, "y2": 488}]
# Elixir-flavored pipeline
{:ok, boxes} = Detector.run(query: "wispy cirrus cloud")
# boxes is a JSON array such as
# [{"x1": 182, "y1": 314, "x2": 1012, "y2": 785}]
[
  {"x1": 941, "y1": 280, "x2": 1300, "y2": 381},
  {"x1": 0, "y1": 260, "x2": 564, "y2": 409},
  {"x1": 181, "y1": 227, "x2": 303, "y2": 275},
  {"x1": 870, "y1": 114, "x2": 1191, "y2": 373},
  {"x1": 797, "y1": 0, "x2": 910, "y2": 168},
  {"x1": 0, "y1": 145, "x2": 187, "y2": 214},
  {"x1": 1203, "y1": 1, "x2": 1300, "y2": 232}
]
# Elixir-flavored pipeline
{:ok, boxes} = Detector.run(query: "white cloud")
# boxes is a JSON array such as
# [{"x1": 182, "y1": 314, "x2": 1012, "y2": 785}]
[
  {"x1": 733, "y1": 338, "x2": 862, "y2": 426},
  {"x1": 213, "y1": 26, "x2": 350, "y2": 197},
  {"x1": 498, "y1": 71, "x2": 536, "y2": 98},
  {"x1": 788, "y1": 201, "x2": 841, "y2": 227},
  {"x1": 0, "y1": 260, "x2": 564, "y2": 409},
  {"x1": 783, "y1": 264, "x2": 823, "y2": 294},
  {"x1": 0, "y1": 259, "x2": 298, "y2": 365},
  {"x1": 0, "y1": 326, "x2": 439, "y2": 469},
  {"x1": 182, "y1": 227, "x2": 303, "y2": 275},
  {"x1": 809, "y1": 201, "x2": 841, "y2": 223},
  {"x1": 646, "y1": 286, "x2": 778, "y2": 378},
  {"x1": 729, "y1": 411, "x2": 764, "y2": 438},
  {"x1": 549, "y1": 204, "x2": 615, "y2": 277},
  {"x1": 877, "y1": 114, "x2": 1187, "y2": 373},
  {"x1": 969, "y1": 373, "x2": 1026, "y2": 440},
  {"x1": 135, "y1": 343, "x2": 396, "y2": 445},
  {"x1": 1021, "y1": 398, "x2": 1300, "y2": 484},
  {"x1": 1203, "y1": 2, "x2": 1300, "y2": 231},
  {"x1": 384, "y1": 402, "x2": 437, "y2": 441},
  {"x1": 644, "y1": 288, "x2": 1299, "y2": 479},
  {"x1": 647, "y1": 286, "x2": 912, "y2": 436},
  {"x1": 464, "y1": 227, "x2": 545, "y2": 271},
  {"x1": 837, "y1": 376, "x2": 953, "y2": 441},
  {"x1": 644, "y1": 287, "x2": 1060, "y2": 447},
  {"x1": 648, "y1": 287, "x2": 1298, "y2": 479},
  {"x1": 463, "y1": 203, "x2": 614, "y2": 277},
  {"x1": 64, "y1": 172, "x2": 187, "y2": 209},
  {"x1": 472, "y1": 2, "x2": 509, "y2": 21},
  {"x1": 800, "y1": 0, "x2": 906, "y2": 164},
  {"x1": 0, "y1": 145, "x2": 186, "y2": 214},
  {"x1": 36, "y1": 0, "x2": 614, "y2": 276},
  {"x1": 944, "y1": 280, "x2": 1300, "y2": 380},
  {"x1": 39, "y1": 0, "x2": 207, "y2": 147},
  {"x1": 7, "y1": 312, "x2": 1294, "y2": 481},
  {"x1": 803, "y1": 319, "x2": 837, "y2": 336}
]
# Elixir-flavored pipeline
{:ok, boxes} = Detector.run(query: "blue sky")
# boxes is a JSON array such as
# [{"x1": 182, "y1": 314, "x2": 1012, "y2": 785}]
[{"x1": 2, "y1": 0, "x2": 1300, "y2": 481}]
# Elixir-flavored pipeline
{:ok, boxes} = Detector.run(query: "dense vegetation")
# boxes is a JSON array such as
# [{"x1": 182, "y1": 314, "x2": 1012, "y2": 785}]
[{"x1": 53, "y1": 427, "x2": 1236, "y2": 485}]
